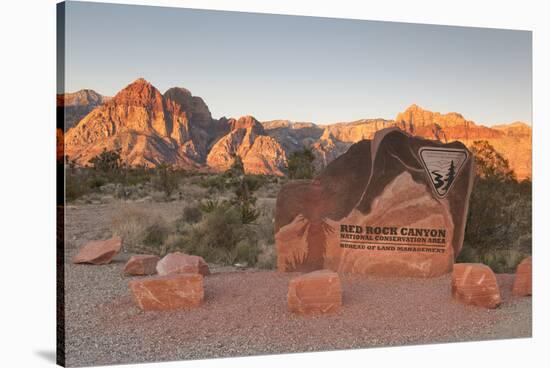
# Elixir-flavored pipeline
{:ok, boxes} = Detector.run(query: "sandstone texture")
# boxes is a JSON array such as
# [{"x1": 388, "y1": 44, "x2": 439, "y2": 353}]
[
  {"x1": 65, "y1": 78, "x2": 219, "y2": 169},
  {"x1": 72, "y1": 236, "x2": 122, "y2": 265},
  {"x1": 129, "y1": 274, "x2": 204, "y2": 311},
  {"x1": 123, "y1": 255, "x2": 160, "y2": 276},
  {"x1": 64, "y1": 78, "x2": 286, "y2": 175},
  {"x1": 206, "y1": 116, "x2": 287, "y2": 176},
  {"x1": 156, "y1": 252, "x2": 210, "y2": 276},
  {"x1": 452, "y1": 263, "x2": 501, "y2": 308},
  {"x1": 275, "y1": 128, "x2": 475, "y2": 277},
  {"x1": 287, "y1": 270, "x2": 342, "y2": 314},
  {"x1": 512, "y1": 256, "x2": 532, "y2": 296}
]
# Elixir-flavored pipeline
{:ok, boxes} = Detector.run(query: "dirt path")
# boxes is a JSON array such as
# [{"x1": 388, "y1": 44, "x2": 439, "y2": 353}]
[{"x1": 63, "y1": 203, "x2": 532, "y2": 367}]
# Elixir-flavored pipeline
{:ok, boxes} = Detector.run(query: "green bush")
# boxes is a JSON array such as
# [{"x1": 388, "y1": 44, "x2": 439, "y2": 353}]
[
  {"x1": 181, "y1": 204, "x2": 203, "y2": 224},
  {"x1": 152, "y1": 163, "x2": 179, "y2": 199},
  {"x1": 174, "y1": 205, "x2": 261, "y2": 266},
  {"x1": 89, "y1": 148, "x2": 122, "y2": 173},
  {"x1": 143, "y1": 223, "x2": 169, "y2": 248},
  {"x1": 459, "y1": 140, "x2": 531, "y2": 273},
  {"x1": 287, "y1": 148, "x2": 315, "y2": 179},
  {"x1": 234, "y1": 239, "x2": 261, "y2": 265}
]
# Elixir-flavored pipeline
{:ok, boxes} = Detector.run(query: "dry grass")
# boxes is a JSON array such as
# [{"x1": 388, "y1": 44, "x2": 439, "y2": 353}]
[{"x1": 110, "y1": 203, "x2": 170, "y2": 253}]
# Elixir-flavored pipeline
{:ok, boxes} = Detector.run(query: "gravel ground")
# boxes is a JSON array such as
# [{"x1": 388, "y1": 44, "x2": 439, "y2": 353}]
[{"x1": 63, "y1": 203, "x2": 532, "y2": 367}]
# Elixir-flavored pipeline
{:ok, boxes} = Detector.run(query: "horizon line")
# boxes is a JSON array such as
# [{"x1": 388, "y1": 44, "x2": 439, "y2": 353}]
[{"x1": 61, "y1": 80, "x2": 533, "y2": 127}]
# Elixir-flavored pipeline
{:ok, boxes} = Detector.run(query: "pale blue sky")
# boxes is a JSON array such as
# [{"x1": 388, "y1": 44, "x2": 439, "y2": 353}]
[{"x1": 61, "y1": 1, "x2": 532, "y2": 125}]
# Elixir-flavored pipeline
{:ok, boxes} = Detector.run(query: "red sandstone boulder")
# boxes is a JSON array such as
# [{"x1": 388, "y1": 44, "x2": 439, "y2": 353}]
[
  {"x1": 156, "y1": 252, "x2": 210, "y2": 276},
  {"x1": 288, "y1": 270, "x2": 342, "y2": 315},
  {"x1": 72, "y1": 236, "x2": 122, "y2": 265},
  {"x1": 275, "y1": 128, "x2": 475, "y2": 277},
  {"x1": 512, "y1": 256, "x2": 532, "y2": 296},
  {"x1": 129, "y1": 274, "x2": 204, "y2": 311},
  {"x1": 123, "y1": 255, "x2": 160, "y2": 276},
  {"x1": 452, "y1": 263, "x2": 501, "y2": 308}
]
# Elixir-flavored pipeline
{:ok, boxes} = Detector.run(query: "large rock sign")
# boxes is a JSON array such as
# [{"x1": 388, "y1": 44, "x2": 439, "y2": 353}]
[{"x1": 275, "y1": 128, "x2": 475, "y2": 277}]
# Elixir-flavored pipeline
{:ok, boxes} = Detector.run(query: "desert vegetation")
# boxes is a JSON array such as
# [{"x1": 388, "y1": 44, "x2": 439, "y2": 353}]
[
  {"x1": 458, "y1": 140, "x2": 532, "y2": 272},
  {"x1": 66, "y1": 140, "x2": 531, "y2": 273},
  {"x1": 65, "y1": 150, "x2": 281, "y2": 269}
]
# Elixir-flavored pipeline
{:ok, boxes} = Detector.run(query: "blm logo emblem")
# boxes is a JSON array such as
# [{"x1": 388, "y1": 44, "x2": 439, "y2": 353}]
[{"x1": 419, "y1": 147, "x2": 468, "y2": 198}]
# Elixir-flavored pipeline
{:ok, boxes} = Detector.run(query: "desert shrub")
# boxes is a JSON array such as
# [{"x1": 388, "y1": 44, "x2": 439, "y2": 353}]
[
  {"x1": 174, "y1": 205, "x2": 261, "y2": 266},
  {"x1": 164, "y1": 233, "x2": 187, "y2": 254},
  {"x1": 152, "y1": 163, "x2": 179, "y2": 199},
  {"x1": 142, "y1": 223, "x2": 170, "y2": 248},
  {"x1": 459, "y1": 141, "x2": 531, "y2": 273},
  {"x1": 199, "y1": 175, "x2": 230, "y2": 191},
  {"x1": 111, "y1": 205, "x2": 153, "y2": 250},
  {"x1": 254, "y1": 203, "x2": 275, "y2": 245},
  {"x1": 178, "y1": 179, "x2": 209, "y2": 200},
  {"x1": 88, "y1": 175, "x2": 107, "y2": 189},
  {"x1": 287, "y1": 148, "x2": 315, "y2": 179},
  {"x1": 65, "y1": 170, "x2": 90, "y2": 202},
  {"x1": 199, "y1": 198, "x2": 226, "y2": 213},
  {"x1": 234, "y1": 239, "x2": 261, "y2": 266},
  {"x1": 89, "y1": 148, "x2": 122, "y2": 173},
  {"x1": 110, "y1": 204, "x2": 171, "y2": 254},
  {"x1": 181, "y1": 204, "x2": 203, "y2": 224},
  {"x1": 457, "y1": 248, "x2": 526, "y2": 274},
  {"x1": 229, "y1": 172, "x2": 262, "y2": 224},
  {"x1": 227, "y1": 155, "x2": 245, "y2": 177},
  {"x1": 238, "y1": 203, "x2": 260, "y2": 225}
]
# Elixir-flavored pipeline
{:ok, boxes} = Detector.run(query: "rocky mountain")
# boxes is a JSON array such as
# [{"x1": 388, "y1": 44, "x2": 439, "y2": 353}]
[
  {"x1": 65, "y1": 78, "x2": 287, "y2": 175},
  {"x1": 394, "y1": 105, "x2": 531, "y2": 179},
  {"x1": 63, "y1": 79, "x2": 531, "y2": 179},
  {"x1": 57, "y1": 89, "x2": 111, "y2": 131},
  {"x1": 207, "y1": 116, "x2": 287, "y2": 175},
  {"x1": 263, "y1": 106, "x2": 531, "y2": 179}
]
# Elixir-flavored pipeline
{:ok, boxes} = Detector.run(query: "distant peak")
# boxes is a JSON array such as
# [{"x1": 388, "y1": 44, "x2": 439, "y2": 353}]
[
  {"x1": 164, "y1": 86, "x2": 192, "y2": 97},
  {"x1": 133, "y1": 77, "x2": 150, "y2": 84},
  {"x1": 112, "y1": 78, "x2": 162, "y2": 104},
  {"x1": 120, "y1": 77, "x2": 156, "y2": 91},
  {"x1": 229, "y1": 115, "x2": 265, "y2": 134}
]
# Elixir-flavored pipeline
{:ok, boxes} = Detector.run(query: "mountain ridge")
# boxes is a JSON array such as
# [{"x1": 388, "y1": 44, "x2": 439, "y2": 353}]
[{"x1": 62, "y1": 78, "x2": 532, "y2": 179}]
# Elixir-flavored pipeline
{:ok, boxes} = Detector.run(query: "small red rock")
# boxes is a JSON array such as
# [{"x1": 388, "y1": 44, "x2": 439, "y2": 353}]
[
  {"x1": 156, "y1": 252, "x2": 210, "y2": 276},
  {"x1": 512, "y1": 256, "x2": 532, "y2": 296},
  {"x1": 72, "y1": 236, "x2": 122, "y2": 265},
  {"x1": 452, "y1": 263, "x2": 501, "y2": 309},
  {"x1": 288, "y1": 269, "x2": 342, "y2": 315},
  {"x1": 124, "y1": 255, "x2": 160, "y2": 276},
  {"x1": 129, "y1": 274, "x2": 204, "y2": 311}
]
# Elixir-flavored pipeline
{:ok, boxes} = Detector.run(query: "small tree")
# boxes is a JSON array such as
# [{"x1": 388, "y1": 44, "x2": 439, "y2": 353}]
[
  {"x1": 227, "y1": 156, "x2": 245, "y2": 177},
  {"x1": 470, "y1": 140, "x2": 515, "y2": 181},
  {"x1": 89, "y1": 148, "x2": 121, "y2": 173},
  {"x1": 287, "y1": 148, "x2": 315, "y2": 179},
  {"x1": 153, "y1": 163, "x2": 179, "y2": 199}
]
